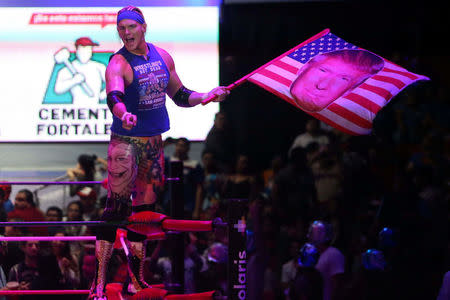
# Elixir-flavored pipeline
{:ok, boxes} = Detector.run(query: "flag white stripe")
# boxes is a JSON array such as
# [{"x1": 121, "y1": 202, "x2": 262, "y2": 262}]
[
  {"x1": 250, "y1": 73, "x2": 292, "y2": 99},
  {"x1": 280, "y1": 56, "x2": 305, "y2": 70},
  {"x1": 265, "y1": 65, "x2": 297, "y2": 81}
]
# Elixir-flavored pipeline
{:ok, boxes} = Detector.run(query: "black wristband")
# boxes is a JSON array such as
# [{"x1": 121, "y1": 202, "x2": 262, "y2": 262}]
[
  {"x1": 172, "y1": 85, "x2": 194, "y2": 107},
  {"x1": 107, "y1": 90, "x2": 125, "y2": 112}
]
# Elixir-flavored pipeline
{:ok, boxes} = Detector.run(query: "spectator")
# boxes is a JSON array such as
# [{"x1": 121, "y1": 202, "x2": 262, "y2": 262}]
[
  {"x1": 221, "y1": 153, "x2": 260, "y2": 201},
  {"x1": 288, "y1": 267, "x2": 323, "y2": 300},
  {"x1": 63, "y1": 201, "x2": 89, "y2": 264},
  {"x1": 67, "y1": 154, "x2": 105, "y2": 197},
  {"x1": 165, "y1": 137, "x2": 203, "y2": 214},
  {"x1": 289, "y1": 119, "x2": 330, "y2": 155},
  {"x1": 309, "y1": 146, "x2": 343, "y2": 219},
  {"x1": 193, "y1": 150, "x2": 223, "y2": 220},
  {"x1": 345, "y1": 248, "x2": 397, "y2": 300},
  {"x1": 0, "y1": 184, "x2": 14, "y2": 214},
  {"x1": 77, "y1": 187, "x2": 101, "y2": 221},
  {"x1": 204, "y1": 111, "x2": 235, "y2": 173},
  {"x1": 31, "y1": 254, "x2": 65, "y2": 300},
  {"x1": 281, "y1": 239, "x2": 302, "y2": 298},
  {"x1": 156, "y1": 233, "x2": 204, "y2": 294},
  {"x1": 0, "y1": 240, "x2": 7, "y2": 300},
  {"x1": 437, "y1": 271, "x2": 450, "y2": 300},
  {"x1": 307, "y1": 221, "x2": 345, "y2": 300},
  {"x1": 79, "y1": 244, "x2": 96, "y2": 290},
  {"x1": 50, "y1": 231, "x2": 81, "y2": 290},
  {"x1": 2, "y1": 219, "x2": 27, "y2": 276},
  {"x1": 288, "y1": 243, "x2": 323, "y2": 300},
  {"x1": 272, "y1": 147, "x2": 317, "y2": 229},
  {"x1": 7, "y1": 240, "x2": 61, "y2": 300},
  {"x1": 7, "y1": 189, "x2": 47, "y2": 236},
  {"x1": 0, "y1": 190, "x2": 6, "y2": 236},
  {"x1": 261, "y1": 155, "x2": 284, "y2": 196},
  {"x1": 197, "y1": 242, "x2": 228, "y2": 295},
  {"x1": 45, "y1": 206, "x2": 64, "y2": 236}
]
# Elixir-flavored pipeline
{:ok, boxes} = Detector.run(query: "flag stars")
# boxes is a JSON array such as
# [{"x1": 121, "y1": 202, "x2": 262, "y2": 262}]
[{"x1": 289, "y1": 32, "x2": 356, "y2": 62}]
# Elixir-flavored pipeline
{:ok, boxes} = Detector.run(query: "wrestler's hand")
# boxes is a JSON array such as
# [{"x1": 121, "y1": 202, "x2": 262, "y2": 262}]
[
  {"x1": 208, "y1": 86, "x2": 230, "y2": 102},
  {"x1": 122, "y1": 112, "x2": 137, "y2": 130}
]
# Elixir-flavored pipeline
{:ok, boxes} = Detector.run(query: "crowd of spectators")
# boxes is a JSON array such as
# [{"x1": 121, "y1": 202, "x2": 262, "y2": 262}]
[{"x1": 0, "y1": 80, "x2": 448, "y2": 300}]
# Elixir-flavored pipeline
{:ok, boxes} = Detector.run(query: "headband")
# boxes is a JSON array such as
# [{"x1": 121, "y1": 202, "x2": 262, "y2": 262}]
[{"x1": 117, "y1": 10, "x2": 145, "y2": 25}]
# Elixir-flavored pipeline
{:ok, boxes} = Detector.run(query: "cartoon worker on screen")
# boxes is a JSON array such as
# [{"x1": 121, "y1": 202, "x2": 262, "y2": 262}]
[{"x1": 54, "y1": 37, "x2": 106, "y2": 106}]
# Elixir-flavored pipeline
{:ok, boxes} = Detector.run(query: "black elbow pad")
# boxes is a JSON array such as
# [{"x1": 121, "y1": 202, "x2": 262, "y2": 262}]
[
  {"x1": 107, "y1": 91, "x2": 125, "y2": 112},
  {"x1": 172, "y1": 85, "x2": 193, "y2": 107}
]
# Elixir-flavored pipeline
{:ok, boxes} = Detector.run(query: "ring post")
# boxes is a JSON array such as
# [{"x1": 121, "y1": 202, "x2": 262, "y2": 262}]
[
  {"x1": 228, "y1": 198, "x2": 248, "y2": 300},
  {"x1": 168, "y1": 160, "x2": 185, "y2": 293}
]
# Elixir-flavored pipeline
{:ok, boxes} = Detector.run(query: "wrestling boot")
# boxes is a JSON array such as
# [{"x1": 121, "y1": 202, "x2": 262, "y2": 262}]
[
  {"x1": 89, "y1": 240, "x2": 114, "y2": 300},
  {"x1": 125, "y1": 240, "x2": 151, "y2": 293}
]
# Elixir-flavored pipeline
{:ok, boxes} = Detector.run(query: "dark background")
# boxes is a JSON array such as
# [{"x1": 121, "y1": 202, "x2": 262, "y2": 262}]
[{"x1": 218, "y1": 0, "x2": 448, "y2": 170}]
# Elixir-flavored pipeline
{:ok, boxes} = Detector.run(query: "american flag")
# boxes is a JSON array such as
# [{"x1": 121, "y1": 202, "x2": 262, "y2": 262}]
[{"x1": 247, "y1": 29, "x2": 430, "y2": 135}]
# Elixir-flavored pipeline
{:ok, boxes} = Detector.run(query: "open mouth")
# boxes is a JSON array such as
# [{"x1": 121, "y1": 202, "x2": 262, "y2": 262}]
[{"x1": 125, "y1": 37, "x2": 135, "y2": 44}]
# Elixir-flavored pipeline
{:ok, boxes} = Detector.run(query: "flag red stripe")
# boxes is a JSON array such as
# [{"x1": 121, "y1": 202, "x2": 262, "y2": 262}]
[
  {"x1": 327, "y1": 103, "x2": 372, "y2": 129},
  {"x1": 371, "y1": 75, "x2": 406, "y2": 89},
  {"x1": 272, "y1": 60, "x2": 299, "y2": 75},
  {"x1": 344, "y1": 93, "x2": 382, "y2": 114},
  {"x1": 382, "y1": 67, "x2": 419, "y2": 80},
  {"x1": 257, "y1": 69, "x2": 292, "y2": 87},
  {"x1": 359, "y1": 83, "x2": 393, "y2": 100}
]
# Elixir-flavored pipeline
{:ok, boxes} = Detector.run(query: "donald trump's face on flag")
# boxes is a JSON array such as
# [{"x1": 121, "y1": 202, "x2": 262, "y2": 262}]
[{"x1": 289, "y1": 49, "x2": 384, "y2": 112}]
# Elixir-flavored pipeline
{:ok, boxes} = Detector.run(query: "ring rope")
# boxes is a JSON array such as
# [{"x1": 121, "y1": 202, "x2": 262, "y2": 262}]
[
  {"x1": 0, "y1": 235, "x2": 96, "y2": 242},
  {"x1": 0, "y1": 178, "x2": 179, "y2": 186},
  {"x1": 0, "y1": 290, "x2": 89, "y2": 295}
]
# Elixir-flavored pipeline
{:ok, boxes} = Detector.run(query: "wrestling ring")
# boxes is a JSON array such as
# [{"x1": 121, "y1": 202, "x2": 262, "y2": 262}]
[{"x1": 0, "y1": 161, "x2": 248, "y2": 300}]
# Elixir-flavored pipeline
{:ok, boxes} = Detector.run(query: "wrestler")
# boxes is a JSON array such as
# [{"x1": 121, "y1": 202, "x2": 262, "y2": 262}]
[{"x1": 89, "y1": 6, "x2": 229, "y2": 299}]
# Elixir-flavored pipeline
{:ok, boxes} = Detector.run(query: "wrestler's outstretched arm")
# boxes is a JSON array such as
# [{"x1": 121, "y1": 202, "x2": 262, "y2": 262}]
[{"x1": 155, "y1": 46, "x2": 229, "y2": 106}]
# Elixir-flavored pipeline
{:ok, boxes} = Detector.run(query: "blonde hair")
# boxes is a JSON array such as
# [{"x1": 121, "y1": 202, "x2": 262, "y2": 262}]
[{"x1": 311, "y1": 49, "x2": 384, "y2": 75}]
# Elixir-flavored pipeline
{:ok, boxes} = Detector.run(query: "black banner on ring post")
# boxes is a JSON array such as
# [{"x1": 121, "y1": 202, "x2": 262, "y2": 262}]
[
  {"x1": 228, "y1": 198, "x2": 248, "y2": 300},
  {"x1": 168, "y1": 160, "x2": 184, "y2": 293}
]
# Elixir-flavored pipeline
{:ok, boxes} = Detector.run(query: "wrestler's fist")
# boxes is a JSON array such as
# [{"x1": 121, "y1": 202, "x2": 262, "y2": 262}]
[
  {"x1": 122, "y1": 112, "x2": 137, "y2": 130},
  {"x1": 208, "y1": 86, "x2": 230, "y2": 102}
]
